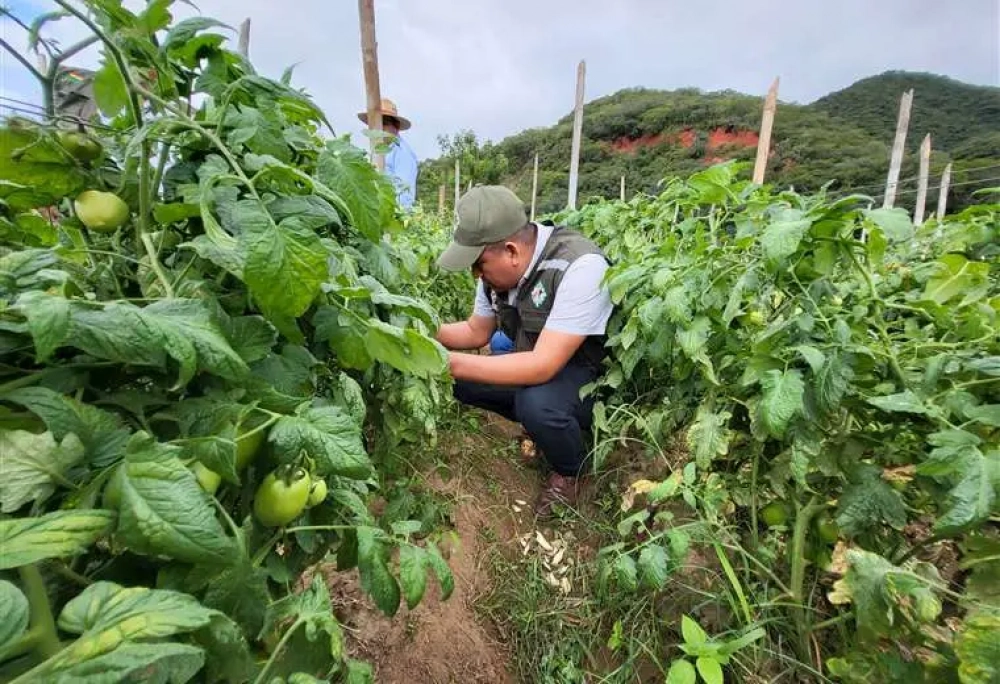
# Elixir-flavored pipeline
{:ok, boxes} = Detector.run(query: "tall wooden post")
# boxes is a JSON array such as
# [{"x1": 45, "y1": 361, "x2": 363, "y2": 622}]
[
  {"x1": 567, "y1": 59, "x2": 586, "y2": 210},
  {"x1": 358, "y1": 0, "x2": 384, "y2": 171},
  {"x1": 620, "y1": 175, "x2": 625, "y2": 201},
  {"x1": 237, "y1": 18, "x2": 251, "y2": 57},
  {"x1": 438, "y1": 184, "x2": 445, "y2": 214},
  {"x1": 913, "y1": 134, "x2": 932, "y2": 225},
  {"x1": 453, "y1": 159, "x2": 460, "y2": 213},
  {"x1": 883, "y1": 89, "x2": 914, "y2": 209},
  {"x1": 936, "y1": 162, "x2": 953, "y2": 221},
  {"x1": 530, "y1": 152, "x2": 539, "y2": 221},
  {"x1": 753, "y1": 77, "x2": 779, "y2": 184}
]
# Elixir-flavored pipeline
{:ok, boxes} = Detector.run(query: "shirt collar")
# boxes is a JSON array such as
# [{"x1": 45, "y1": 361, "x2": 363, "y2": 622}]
[{"x1": 518, "y1": 223, "x2": 554, "y2": 288}]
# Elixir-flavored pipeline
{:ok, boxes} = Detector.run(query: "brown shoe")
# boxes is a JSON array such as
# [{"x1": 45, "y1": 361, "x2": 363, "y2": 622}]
[{"x1": 535, "y1": 472, "x2": 580, "y2": 517}]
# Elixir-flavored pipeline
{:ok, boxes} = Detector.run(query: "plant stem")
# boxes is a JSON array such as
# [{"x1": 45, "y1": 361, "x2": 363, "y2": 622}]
[
  {"x1": 0, "y1": 37, "x2": 45, "y2": 82},
  {"x1": 18, "y1": 565, "x2": 62, "y2": 659},
  {"x1": 789, "y1": 497, "x2": 823, "y2": 661},
  {"x1": 749, "y1": 444, "x2": 761, "y2": 551},
  {"x1": 53, "y1": 0, "x2": 143, "y2": 129},
  {"x1": 253, "y1": 617, "x2": 305, "y2": 684},
  {"x1": 49, "y1": 561, "x2": 92, "y2": 587}
]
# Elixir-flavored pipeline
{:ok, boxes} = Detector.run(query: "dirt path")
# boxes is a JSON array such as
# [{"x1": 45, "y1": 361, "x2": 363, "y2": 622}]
[{"x1": 320, "y1": 417, "x2": 543, "y2": 683}]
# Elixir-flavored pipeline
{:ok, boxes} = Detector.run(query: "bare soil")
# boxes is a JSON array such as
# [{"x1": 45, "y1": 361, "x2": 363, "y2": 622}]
[{"x1": 315, "y1": 417, "x2": 547, "y2": 683}]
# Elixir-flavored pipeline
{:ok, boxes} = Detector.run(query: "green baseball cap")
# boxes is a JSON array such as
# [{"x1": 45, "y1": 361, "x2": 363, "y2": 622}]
[{"x1": 436, "y1": 185, "x2": 528, "y2": 271}]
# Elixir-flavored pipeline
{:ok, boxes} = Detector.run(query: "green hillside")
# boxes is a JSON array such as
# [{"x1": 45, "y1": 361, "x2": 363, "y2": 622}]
[
  {"x1": 417, "y1": 71, "x2": 1000, "y2": 216},
  {"x1": 814, "y1": 71, "x2": 1000, "y2": 153}
]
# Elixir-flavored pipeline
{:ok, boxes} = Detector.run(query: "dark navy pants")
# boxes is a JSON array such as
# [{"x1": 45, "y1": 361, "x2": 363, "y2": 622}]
[{"x1": 453, "y1": 363, "x2": 597, "y2": 476}]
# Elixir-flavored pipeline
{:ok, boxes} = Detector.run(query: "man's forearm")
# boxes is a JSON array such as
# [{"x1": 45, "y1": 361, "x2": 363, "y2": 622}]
[
  {"x1": 448, "y1": 350, "x2": 557, "y2": 386},
  {"x1": 436, "y1": 321, "x2": 490, "y2": 350}
]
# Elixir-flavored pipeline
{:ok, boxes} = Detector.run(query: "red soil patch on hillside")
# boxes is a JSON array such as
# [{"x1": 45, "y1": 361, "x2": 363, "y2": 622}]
[
  {"x1": 608, "y1": 133, "x2": 665, "y2": 153},
  {"x1": 706, "y1": 127, "x2": 759, "y2": 150},
  {"x1": 607, "y1": 127, "x2": 759, "y2": 156}
]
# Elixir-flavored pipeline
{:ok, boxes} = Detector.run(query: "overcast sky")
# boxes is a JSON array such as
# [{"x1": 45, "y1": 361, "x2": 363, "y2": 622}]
[{"x1": 2, "y1": 0, "x2": 998, "y2": 159}]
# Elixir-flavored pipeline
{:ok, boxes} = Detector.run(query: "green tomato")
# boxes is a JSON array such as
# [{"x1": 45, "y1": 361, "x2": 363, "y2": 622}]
[
  {"x1": 74, "y1": 190, "x2": 130, "y2": 232},
  {"x1": 191, "y1": 462, "x2": 222, "y2": 495},
  {"x1": 746, "y1": 310, "x2": 766, "y2": 326},
  {"x1": 58, "y1": 131, "x2": 102, "y2": 162},
  {"x1": 102, "y1": 463, "x2": 126, "y2": 509},
  {"x1": 760, "y1": 501, "x2": 790, "y2": 527},
  {"x1": 815, "y1": 514, "x2": 840, "y2": 543},
  {"x1": 253, "y1": 466, "x2": 311, "y2": 527},
  {"x1": 235, "y1": 424, "x2": 266, "y2": 470},
  {"x1": 830, "y1": 295, "x2": 843, "y2": 307},
  {"x1": 307, "y1": 478, "x2": 328, "y2": 508}
]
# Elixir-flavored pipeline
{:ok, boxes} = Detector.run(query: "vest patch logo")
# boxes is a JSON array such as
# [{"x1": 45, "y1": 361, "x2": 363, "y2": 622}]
[{"x1": 530, "y1": 282, "x2": 547, "y2": 308}]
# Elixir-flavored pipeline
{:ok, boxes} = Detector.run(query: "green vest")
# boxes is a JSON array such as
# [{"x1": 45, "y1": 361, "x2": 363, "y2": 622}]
[{"x1": 485, "y1": 226, "x2": 608, "y2": 370}]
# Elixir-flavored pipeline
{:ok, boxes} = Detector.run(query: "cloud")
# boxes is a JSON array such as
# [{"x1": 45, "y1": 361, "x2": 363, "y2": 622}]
[{"x1": 1, "y1": 0, "x2": 997, "y2": 160}]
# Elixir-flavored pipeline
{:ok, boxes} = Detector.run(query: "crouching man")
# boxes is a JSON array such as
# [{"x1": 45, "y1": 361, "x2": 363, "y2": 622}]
[{"x1": 434, "y1": 185, "x2": 613, "y2": 516}]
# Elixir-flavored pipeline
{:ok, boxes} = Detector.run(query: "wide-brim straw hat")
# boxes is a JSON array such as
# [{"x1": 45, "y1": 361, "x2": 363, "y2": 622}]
[{"x1": 357, "y1": 98, "x2": 411, "y2": 130}]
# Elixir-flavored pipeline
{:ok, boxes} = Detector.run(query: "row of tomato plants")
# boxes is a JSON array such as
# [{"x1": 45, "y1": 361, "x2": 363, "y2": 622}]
[
  {"x1": 0, "y1": 2, "x2": 454, "y2": 682},
  {"x1": 545, "y1": 164, "x2": 999, "y2": 682}
]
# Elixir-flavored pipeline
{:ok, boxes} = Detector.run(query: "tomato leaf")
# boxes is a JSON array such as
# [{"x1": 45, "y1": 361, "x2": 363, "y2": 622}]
[
  {"x1": 815, "y1": 354, "x2": 853, "y2": 415},
  {"x1": 0, "y1": 579, "x2": 30, "y2": 652},
  {"x1": 269, "y1": 405, "x2": 372, "y2": 479},
  {"x1": 756, "y1": 369, "x2": 805, "y2": 438},
  {"x1": 357, "y1": 527, "x2": 401, "y2": 617},
  {"x1": 0, "y1": 429, "x2": 84, "y2": 513},
  {"x1": 612, "y1": 554, "x2": 638, "y2": 592},
  {"x1": 117, "y1": 434, "x2": 235, "y2": 565},
  {"x1": 191, "y1": 614, "x2": 256, "y2": 684},
  {"x1": 92, "y1": 60, "x2": 129, "y2": 118},
  {"x1": 16, "y1": 290, "x2": 69, "y2": 362},
  {"x1": 922, "y1": 254, "x2": 991, "y2": 306},
  {"x1": 425, "y1": 540, "x2": 454, "y2": 601},
  {"x1": 162, "y1": 16, "x2": 230, "y2": 50},
  {"x1": 202, "y1": 558, "x2": 271, "y2": 639},
  {"x1": 398, "y1": 544, "x2": 429, "y2": 609},
  {"x1": 0, "y1": 509, "x2": 115, "y2": 569},
  {"x1": 867, "y1": 390, "x2": 929, "y2": 415},
  {"x1": 827, "y1": 549, "x2": 942, "y2": 637},
  {"x1": 637, "y1": 545, "x2": 670, "y2": 591},
  {"x1": 5, "y1": 386, "x2": 131, "y2": 468},
  {"x1": 314, "y1": 305, "x2": 374, "y2": 370},
  {"x1": 836, "y1": 464, "x2": 907, "y2": 536},
  {"x1": 317, "y1": 140, "x2": 391, "y2": 242},
  {"x1": 956, "y1": 613, "x2": 1000, "y2": 684},
  {"x1": 760, "y1": 209, "x2": 811, "y2": 263},
  {"x1": 240, "y1": 208, "x2": 329, "y2": 320},
  {"x1": 685, "y1": 402, "x2": 731, "y2": 469},
  {"x1": 365, "y1": 319, "x2": 447, "y2": 378}
]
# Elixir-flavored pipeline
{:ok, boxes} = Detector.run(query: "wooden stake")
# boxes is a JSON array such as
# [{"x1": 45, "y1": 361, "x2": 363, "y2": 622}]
[
  {"x1": 620, "y1": 175, "x2": 625, "y2": 201},
  {"x1": 567, "y1": 59, "x2": 586, "y2": 210},
  {"x1": 357, "y1": 0, "x2": 384, "y2": 171},
  {"x1": 936, "y1": 162, "x2": 953, "y2": 221},
  {"x1": 530, "y1": 153, "x2": 539, "y2": 221},
  {"x1": 753, "y1": 77, "x2": 779, "y2": 184},
  {"x1": 438, "y1": 184, "x2": 446, "y2": 214},
  {"x1": 883, "y1": 89, "x2": 914, "y2": 209},
  {"x1": 913, "y1": 134, "x2": 931, "y2": 225},
  {"x1": 454, "y1": 159, "x2": 461, "y2": 213},
  {"x1": 237, "y1": 18, "x2": 251, "y2": 57}
]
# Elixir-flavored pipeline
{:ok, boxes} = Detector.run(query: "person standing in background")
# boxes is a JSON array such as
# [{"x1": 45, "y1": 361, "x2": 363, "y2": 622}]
[{"x1": 358, "y1": 98, "x2": 418, "y2": 210}]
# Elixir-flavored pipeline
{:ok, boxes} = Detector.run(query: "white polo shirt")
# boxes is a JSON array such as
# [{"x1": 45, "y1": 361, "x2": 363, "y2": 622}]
[{"x1": 471, "y1": 224, "x2": 613, "y2": 336}]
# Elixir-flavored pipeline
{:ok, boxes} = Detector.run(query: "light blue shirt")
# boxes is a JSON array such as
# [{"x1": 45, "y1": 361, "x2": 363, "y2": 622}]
[{"x1": 385, "y1": 135, "x2": 418, "y2": 210}]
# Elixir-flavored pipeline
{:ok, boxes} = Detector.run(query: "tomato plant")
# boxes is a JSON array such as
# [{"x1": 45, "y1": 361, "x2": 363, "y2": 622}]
[
  {"x1": 0, "y1": 2, "x2": 455, "y2": 681},
  {"x1": 552, "y1": 163, "x2": 1000, "y2": 681}
]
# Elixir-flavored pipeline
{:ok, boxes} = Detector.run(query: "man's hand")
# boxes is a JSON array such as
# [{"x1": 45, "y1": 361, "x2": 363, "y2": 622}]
[
  {"x1": 436, "y1": 314, "x2": 495, "y2": 350},
  {"x1": 448, "y1": 328, "x2": 587, "y2": 386}
]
